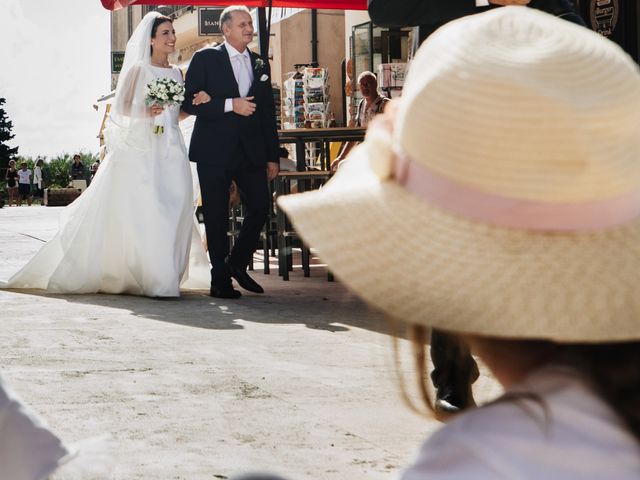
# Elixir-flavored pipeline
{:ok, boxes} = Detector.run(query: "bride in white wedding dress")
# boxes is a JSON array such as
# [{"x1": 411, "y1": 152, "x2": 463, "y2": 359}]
[{"x1": 4, "y1": 12, "x2": 210, "y2": 297}]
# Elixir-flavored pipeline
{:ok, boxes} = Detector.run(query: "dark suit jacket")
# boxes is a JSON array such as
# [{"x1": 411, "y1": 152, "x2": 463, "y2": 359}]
[{"x1": 182, "y1": 44, "x2": 279, "y2": 169}]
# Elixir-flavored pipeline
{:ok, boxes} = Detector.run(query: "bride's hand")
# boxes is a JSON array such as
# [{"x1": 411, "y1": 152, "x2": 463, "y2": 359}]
[
  {"x1": 192, "y1": 91, "x2": 211, "y2": 105},
  {"x1": 149, "y1": 105, "x2": 164, "y2": 117}
]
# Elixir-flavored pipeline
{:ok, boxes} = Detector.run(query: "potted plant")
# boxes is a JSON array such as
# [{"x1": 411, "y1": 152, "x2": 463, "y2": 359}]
[{"x1": 44, "y1": 184, "x2": 81, "y2": 207}]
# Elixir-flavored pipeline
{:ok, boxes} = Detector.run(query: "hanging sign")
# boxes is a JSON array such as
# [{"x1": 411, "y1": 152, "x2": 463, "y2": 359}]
[
  {"x1": 199, "y1": 8, "x2": 223, "y2": 36},
  {"x1": 111, "y1": 51, "x2": 125, "y2": 73}
]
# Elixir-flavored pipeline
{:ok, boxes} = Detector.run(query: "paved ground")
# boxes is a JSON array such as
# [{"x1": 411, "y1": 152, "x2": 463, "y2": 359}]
[{"x1": 0, "y1": 206, "x2": 501, "y2": 480}]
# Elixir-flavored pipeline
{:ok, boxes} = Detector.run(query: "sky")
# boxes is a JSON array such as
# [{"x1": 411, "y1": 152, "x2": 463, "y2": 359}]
[{"x1": 1, "y1": 0, "x2": 111, "y2": 159}]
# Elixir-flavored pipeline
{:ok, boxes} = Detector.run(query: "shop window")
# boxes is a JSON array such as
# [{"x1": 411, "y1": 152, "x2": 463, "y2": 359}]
[{"x1": 348, "y1": 22, "x2": 411, "y2": 120}]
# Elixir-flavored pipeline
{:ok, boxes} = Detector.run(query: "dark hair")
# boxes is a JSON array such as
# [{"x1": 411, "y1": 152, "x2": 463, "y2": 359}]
[
  {"x1": 151, "y1": 15, "x2": 173, "y2": 39},
  {"x1": 563, "y1": 342, "x2": 640, "y2": 440},
  {"x1": 150, "y1": 15, "x2": 173, "y2": 55}
]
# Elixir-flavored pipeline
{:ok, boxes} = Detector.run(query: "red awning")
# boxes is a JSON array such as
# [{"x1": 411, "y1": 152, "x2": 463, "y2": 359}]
[{"x1": 101, "y1": 0, "x2": 367, "y2": 10}]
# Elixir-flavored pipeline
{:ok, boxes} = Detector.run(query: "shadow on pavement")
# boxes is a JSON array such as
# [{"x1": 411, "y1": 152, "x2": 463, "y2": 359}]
[{"x1": 4, "y1": 279, "x2": 405, "y2": 339}]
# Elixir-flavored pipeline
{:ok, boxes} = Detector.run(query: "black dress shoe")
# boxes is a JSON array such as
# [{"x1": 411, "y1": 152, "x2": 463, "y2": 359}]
[
  {"x1": 226, "y1": 261, "x2": 264, "y2": 294},
  {"x1": 210, "y1": 285, "x2": 242, "y2": 299},
  {"x1": 434, "y1": 384, "x2": 476, "y2": 420}
]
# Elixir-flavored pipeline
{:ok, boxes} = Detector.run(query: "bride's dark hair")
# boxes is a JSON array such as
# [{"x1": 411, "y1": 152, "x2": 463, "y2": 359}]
[{"x1": 150, "y1": 15, "x2": 173, "y2": 54}]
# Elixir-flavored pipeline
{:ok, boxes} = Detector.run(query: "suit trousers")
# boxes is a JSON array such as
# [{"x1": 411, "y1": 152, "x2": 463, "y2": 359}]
[
  {"x1": 197, "y1": 147, "x2": 270, "y2": 288},
  {"x1": 430, "y1": 330, "x2": 479, "y2": 392}
]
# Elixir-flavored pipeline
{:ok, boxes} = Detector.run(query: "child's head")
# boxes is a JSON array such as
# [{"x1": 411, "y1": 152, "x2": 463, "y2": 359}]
[
  {"x1": 278, "y1": 6, "x2": 640, "y2": 435},
  {"x1": 281, "y1": 7, "x2": 640, "y2": 341}
]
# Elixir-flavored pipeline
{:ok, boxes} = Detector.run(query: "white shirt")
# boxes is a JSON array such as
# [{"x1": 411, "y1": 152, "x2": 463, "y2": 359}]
[
  {"x1": 34, "y1": 166, "x2": 43, "y2": 187},
  {"x1": 17, "y1": 169, "x2": 32, "y2": 184},
  {"x1": 399, "y1": 366, "x2": 640, "y2": 480},
  {"x1": 224, "y1": 42, "x2": 254, "y2": 113}
]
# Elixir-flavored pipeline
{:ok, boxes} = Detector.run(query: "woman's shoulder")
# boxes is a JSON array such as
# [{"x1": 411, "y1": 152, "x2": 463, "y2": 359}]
[{"x1": 401, "y1": 369, "x2": 640, "y2": 480}]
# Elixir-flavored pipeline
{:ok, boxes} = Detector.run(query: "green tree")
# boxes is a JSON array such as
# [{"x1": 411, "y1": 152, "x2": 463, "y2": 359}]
[
  {"x1": 0, "y1": 98, "x2": 19, "y2": 173},
  {"x1": 45, "y1": 154, "x2": 73, "y2": 188}
]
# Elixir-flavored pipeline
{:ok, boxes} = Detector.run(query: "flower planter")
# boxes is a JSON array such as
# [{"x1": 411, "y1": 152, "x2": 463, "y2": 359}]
[{"x1": 44, "y1": 188, "x2": 81, "y2": 207}]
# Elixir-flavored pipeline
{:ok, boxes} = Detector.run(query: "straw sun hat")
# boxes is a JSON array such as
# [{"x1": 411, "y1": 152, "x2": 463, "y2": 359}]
[{"x1": 278, "y1": 7, "x2": 640, "y2": 342}]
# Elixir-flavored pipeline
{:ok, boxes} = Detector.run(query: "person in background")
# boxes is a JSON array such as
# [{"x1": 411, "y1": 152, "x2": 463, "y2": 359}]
[
  {"x1": 332, "y1": 71, "x2": 389, "y2": 171},
  {"x1": 278, "y1": 147, "x2": 297, "y2": 172},
  {"x1": 70, "y1": 154, "x2": 85, "y2": 182},
  {"x1": 90, "y1": 159, "x2": 100, "y2": 182},
  {"x1": 17, "y1": 161, "x2": 32, "y2": 206},
  {"x1": 279, "y1": 8, "x2": 640, "y2": 479},
  {"x1": 33, "y1": 158, "x2": 44, "y2": 199},
  {"x1": 5, "y1": 159, "x2": 18, "y2": 206}
]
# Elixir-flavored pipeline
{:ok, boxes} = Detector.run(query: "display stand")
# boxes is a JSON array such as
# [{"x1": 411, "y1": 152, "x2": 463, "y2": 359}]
[{"x1": 282, "y1": 65, "x2": 332, "y2": 168}]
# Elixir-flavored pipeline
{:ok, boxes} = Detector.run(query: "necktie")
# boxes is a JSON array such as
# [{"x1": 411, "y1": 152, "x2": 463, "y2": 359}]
[{"x1": 236, "y1": 54, "x2": 252, "y2": 97}]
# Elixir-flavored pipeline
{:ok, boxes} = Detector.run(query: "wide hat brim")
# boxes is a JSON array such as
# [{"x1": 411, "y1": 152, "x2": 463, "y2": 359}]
[{"x1": 278, "y1": 144, "x2": 640, "y2": 343}]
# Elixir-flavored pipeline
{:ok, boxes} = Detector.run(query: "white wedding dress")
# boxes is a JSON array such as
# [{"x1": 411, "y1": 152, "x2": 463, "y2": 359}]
[{"x1": 4, "y1": 63, "x2": 210, "y2": 297}]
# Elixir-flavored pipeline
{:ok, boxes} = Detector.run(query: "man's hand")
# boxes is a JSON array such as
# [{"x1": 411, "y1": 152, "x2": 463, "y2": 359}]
[
  {"x1": 266, "y1": 162, "x2": 279, "y2": 181},
  {"x1": 233, "y1": 97, "x2": 256, "y2": 116},
  {"x1": 489, "y1": 0, "x2": 530, "y2": 4},
  {"x1": 192, "y1": 90, "x2": 211, "y2": 105}
]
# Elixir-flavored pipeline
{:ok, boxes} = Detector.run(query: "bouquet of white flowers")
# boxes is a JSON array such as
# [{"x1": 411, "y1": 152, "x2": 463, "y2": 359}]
[{"x1": 144, "y1": 77, "x2": 185, "y2": 134}]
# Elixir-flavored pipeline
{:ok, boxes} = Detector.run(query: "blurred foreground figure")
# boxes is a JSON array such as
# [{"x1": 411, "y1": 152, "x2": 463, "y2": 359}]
[
  {"x1": 280, "y1": 7, "x2": 640, "y2": 479},
  {"x1": 369, "y1": 0, "x2": 585, "y2": 416},
  {"x1": 0, "y1": 375, "x2": 112, "y2": 480}
]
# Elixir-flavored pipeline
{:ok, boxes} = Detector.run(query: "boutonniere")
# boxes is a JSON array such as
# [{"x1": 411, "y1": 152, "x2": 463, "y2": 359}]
[{"x1": 254, "y1": 58, "x2": 265, "y2": 73}]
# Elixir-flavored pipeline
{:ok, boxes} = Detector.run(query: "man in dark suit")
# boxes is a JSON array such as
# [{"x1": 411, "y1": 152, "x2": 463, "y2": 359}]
[{"x1": 183, "y1": 5, "x2": 279, "y2": 299}]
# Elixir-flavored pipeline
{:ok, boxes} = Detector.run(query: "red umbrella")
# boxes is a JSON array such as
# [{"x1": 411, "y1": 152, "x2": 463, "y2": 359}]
[
  {"x1": 101, "y1": 0, "x2": 367, "y2": 63},
  {"x1": 101, "y1": 0, "x2": 366, "y2": 10}
]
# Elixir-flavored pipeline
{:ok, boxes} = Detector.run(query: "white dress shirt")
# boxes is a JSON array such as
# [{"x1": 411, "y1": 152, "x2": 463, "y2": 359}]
[{"x1": 224, "y1": 42, "x2": 254, "y2": 113}]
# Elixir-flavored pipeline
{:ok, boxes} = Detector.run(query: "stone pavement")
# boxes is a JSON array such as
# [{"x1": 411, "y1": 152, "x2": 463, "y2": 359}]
[{"x1": 0, "y1": 206, "x2": 501, "y2": 480}]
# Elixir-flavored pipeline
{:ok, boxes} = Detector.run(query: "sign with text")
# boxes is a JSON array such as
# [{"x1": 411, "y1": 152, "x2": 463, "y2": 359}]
[
  {"x1": 111, "y1": 51, "x2": 125, "y2": 73},
  {"x1": 199, "y1": 8, "x2": 223, "y2": 36}
]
